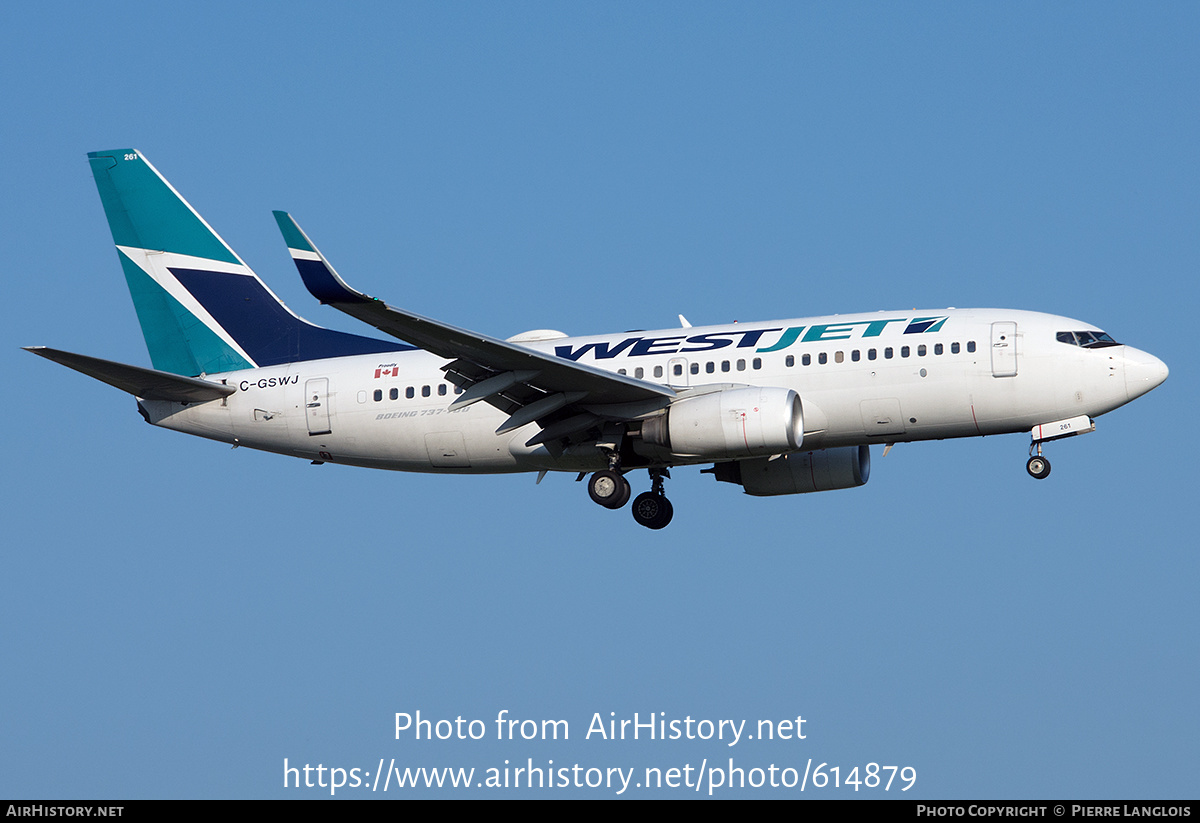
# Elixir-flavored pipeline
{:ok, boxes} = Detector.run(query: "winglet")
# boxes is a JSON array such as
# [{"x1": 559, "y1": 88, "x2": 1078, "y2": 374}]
[{"x1": 272, "y1": 211, "x2": 370, "y2": 305}]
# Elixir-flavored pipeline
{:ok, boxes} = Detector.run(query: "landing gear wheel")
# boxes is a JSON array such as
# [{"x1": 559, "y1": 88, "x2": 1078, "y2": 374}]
[
  {"x1": 588, "y1": 470, "x2": 631, "y2": 509},
  {"x1": 631, "y1": 492, "x2": 674, "y2": 530},
  {"x1": 612, "y1": 478, "x2": 631, "y2": 509},
  {"x1": 1026, "y1": 455, "x2": 1051, "y2": 479}
]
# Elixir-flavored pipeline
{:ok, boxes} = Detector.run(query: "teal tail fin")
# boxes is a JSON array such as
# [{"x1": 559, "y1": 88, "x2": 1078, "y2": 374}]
[{"x1": 87, "y1": 149, "x2": 408, "y2": 376}]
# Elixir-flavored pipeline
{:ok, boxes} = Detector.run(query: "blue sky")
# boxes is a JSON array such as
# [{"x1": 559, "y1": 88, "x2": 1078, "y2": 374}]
[{"x1": 2, "y1": 2, "x2": 1196, "y2": 798}]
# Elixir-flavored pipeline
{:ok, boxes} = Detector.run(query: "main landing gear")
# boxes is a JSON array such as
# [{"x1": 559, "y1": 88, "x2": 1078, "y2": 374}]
[
  {"x1": 632, "y1": 469, "x2": 673, "y2": 530},
  {"x1": 586, "y1": 465, "x2": 674, "y2": 530},
  {"x1": 587, "y1": 469, "x2": 631, "y2": 509}
]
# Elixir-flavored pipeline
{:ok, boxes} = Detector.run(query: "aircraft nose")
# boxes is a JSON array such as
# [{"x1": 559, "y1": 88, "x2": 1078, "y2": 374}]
[{"x1": 1124, "y1": 346, "x2": 1169, "y2": 402}]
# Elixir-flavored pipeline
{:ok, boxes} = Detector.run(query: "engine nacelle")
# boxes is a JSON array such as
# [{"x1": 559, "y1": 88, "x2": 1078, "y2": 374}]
[
  {"x1": 708, "y1": 445, "x2": 871, "y2": 496},
  {"x1": 641, "y1": 387, "x2": 803, "y2": 459}
]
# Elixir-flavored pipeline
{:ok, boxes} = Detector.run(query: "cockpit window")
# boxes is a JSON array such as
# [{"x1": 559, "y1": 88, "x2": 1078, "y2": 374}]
[{"x1": 1056, "y1": 330, "x2": 1120, "y2": 348}]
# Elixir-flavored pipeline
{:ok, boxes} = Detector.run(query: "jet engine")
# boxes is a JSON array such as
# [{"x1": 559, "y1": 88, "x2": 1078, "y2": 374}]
[
  {"x1": 707, "y1": 445, "x2": 871, "y2": 496},
  {"x1": 640, "y1": 386, "x2": 803, "y2": 459}
]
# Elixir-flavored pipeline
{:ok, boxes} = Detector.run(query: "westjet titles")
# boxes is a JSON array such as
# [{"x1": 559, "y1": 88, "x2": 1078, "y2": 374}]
[{"x1": 554, "y1": 316, "x2": 949, "y2": 361}]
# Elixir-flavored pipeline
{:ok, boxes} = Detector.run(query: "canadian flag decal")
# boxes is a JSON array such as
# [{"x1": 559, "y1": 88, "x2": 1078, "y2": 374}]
[{"x1": 375, "y1": 365, "x2": 399, "y2": 379}]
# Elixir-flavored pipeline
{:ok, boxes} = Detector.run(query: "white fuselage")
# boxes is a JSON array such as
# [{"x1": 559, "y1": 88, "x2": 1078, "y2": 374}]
[{"x1": 140, "y1": 308, "x2": 1164, "y2": 473}]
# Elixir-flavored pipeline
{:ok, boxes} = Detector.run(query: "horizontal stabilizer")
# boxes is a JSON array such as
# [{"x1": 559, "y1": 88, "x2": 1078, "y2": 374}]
[{"x1": 24, "y1": 347, "x2": 236, "y2": 403}]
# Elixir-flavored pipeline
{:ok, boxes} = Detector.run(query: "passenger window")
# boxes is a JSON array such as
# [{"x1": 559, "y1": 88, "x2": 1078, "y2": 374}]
[
  {"x1": 802, "y1": 354, "x2": 811, "y2": 366},
  {"x1": 901, "y1": 346, "x2": 910, "y2": 358},
  {"x1": 918, "y1": 345, "x2": 926, "y2": 357},
  {"x1": 752, "y1": 357, "x2": 762, "y2": 369},
  {"x1": 868, "y1": 348, "x2": 877, "y2": 361},
  {"x1": 373, "y1": 389, "x2": 383, "y2": 402},
  {"x1": 406, "y1": 387, "x2": 415, "y2": 399},
  {"x1": 951, "y1": 342, "x2": 960, "y2": 354},
  {"x1": 736, "y1": 359, "x2": 745, "y2": 371},
  {"x1": 834, "y1": 351, "x2": 844, "y2": 364},
  {"x1": 818, "y1": 352, "x2": 828, "y2": 365},
  {"x1": 934, "y1": 343, "x2": 943, "y2": 355},
  {"x1": 706, "y1": 362, "x2": 715, "y2": 374},
  {"x1": 851, "y1": 350, "x2": 860, "y2": 362},
  {"x1": 422, "y1": 385, "x2": 431, "y2": 397},
  {"x1": 618, "y1": 369, "x2": 627, "y2": 375},
  {"x1": 654, "y1": 365, "x2": 663, "y2": 378},
  {"x1": 673, "y1": 364, "x2": 683, "y2": 376},
  {"x1": 967, "y1": 341, "x2": 976, "y2": 352},
  {"x1": 635, "y1": 367, "x2": 644, "y2": 379},
  {"x1": 438, "y1": 384, "x2": 447, "y2": 396},
  {"x1": 389, "y1": 388, "x2": 398, "y2": 400},
  {"x1": 721, "y1": 361, "x2": 730, "y2": 372},
  {"x1": 690, "y1": 362, "x2": 699, "y2": 375},
  {"x1": 785, "y1": 355, "x2": 794, "y2": 367},
  {"x1": 885, "y1": 347, "x2": 893, "y2": 359}
]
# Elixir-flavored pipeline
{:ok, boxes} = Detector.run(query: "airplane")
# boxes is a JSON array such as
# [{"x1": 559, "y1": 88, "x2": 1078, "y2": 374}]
[{"x1": 26, "y1": 149, "x2": 1169, "y2": 529}]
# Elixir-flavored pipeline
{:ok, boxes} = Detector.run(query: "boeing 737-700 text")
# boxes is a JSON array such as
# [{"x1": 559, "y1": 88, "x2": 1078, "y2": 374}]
[{"x1": 26, "y1": 150, "x2": 1169, "y2": 529}]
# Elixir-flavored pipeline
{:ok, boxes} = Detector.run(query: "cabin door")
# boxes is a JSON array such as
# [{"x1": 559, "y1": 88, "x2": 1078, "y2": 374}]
[
  {"x1": 990, "y1": 322, "x2": 1017, "y2": 378},
  {"x1": 305, "y1": 377, "x2": 332, "y2": 436}
]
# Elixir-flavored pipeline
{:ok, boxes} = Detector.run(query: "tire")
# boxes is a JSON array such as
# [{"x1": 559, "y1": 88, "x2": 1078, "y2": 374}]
[
  {"x1": 588, "y1": 470, "x2": 631, "y2": 509},
  {"x1": 612, "y1": 475, "x2": 632, "y2": 509},
  {"x1": 1026, "y1": 456, "x2": 1051, "y2": 480},
  {"x1": 631, "y1": 492, "x2": 674, "y2": 529}
]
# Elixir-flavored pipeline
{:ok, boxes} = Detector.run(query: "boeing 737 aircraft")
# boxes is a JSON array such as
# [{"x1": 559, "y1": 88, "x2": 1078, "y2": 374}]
[{"x1": 27, "y1": 150, "x2": 1169, "y2": 529}]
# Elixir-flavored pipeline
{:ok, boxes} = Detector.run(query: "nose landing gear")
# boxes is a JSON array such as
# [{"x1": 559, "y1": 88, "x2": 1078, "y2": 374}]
[
  {"x1": 1026, "y1": 450, "x2": 1051, "y2": 480},
  {"x1": 1025, "y1": 414, "x2": 1095, "y2": 479}
]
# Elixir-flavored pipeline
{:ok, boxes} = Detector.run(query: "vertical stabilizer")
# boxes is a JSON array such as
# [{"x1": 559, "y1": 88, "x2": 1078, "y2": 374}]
[{"x1": 87, "y1": 150, "x2": 408, "y2": 376}]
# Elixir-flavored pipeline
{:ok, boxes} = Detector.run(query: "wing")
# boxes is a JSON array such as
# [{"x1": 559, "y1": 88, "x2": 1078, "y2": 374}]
[{"x1": 272, "y1": 212, "x2": 674, "y2": 444}]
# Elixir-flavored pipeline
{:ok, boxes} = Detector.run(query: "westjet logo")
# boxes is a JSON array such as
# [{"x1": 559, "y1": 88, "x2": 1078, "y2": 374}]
[{"x1": 554, "y1": 316, "x2": 949, "y2": 361}]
